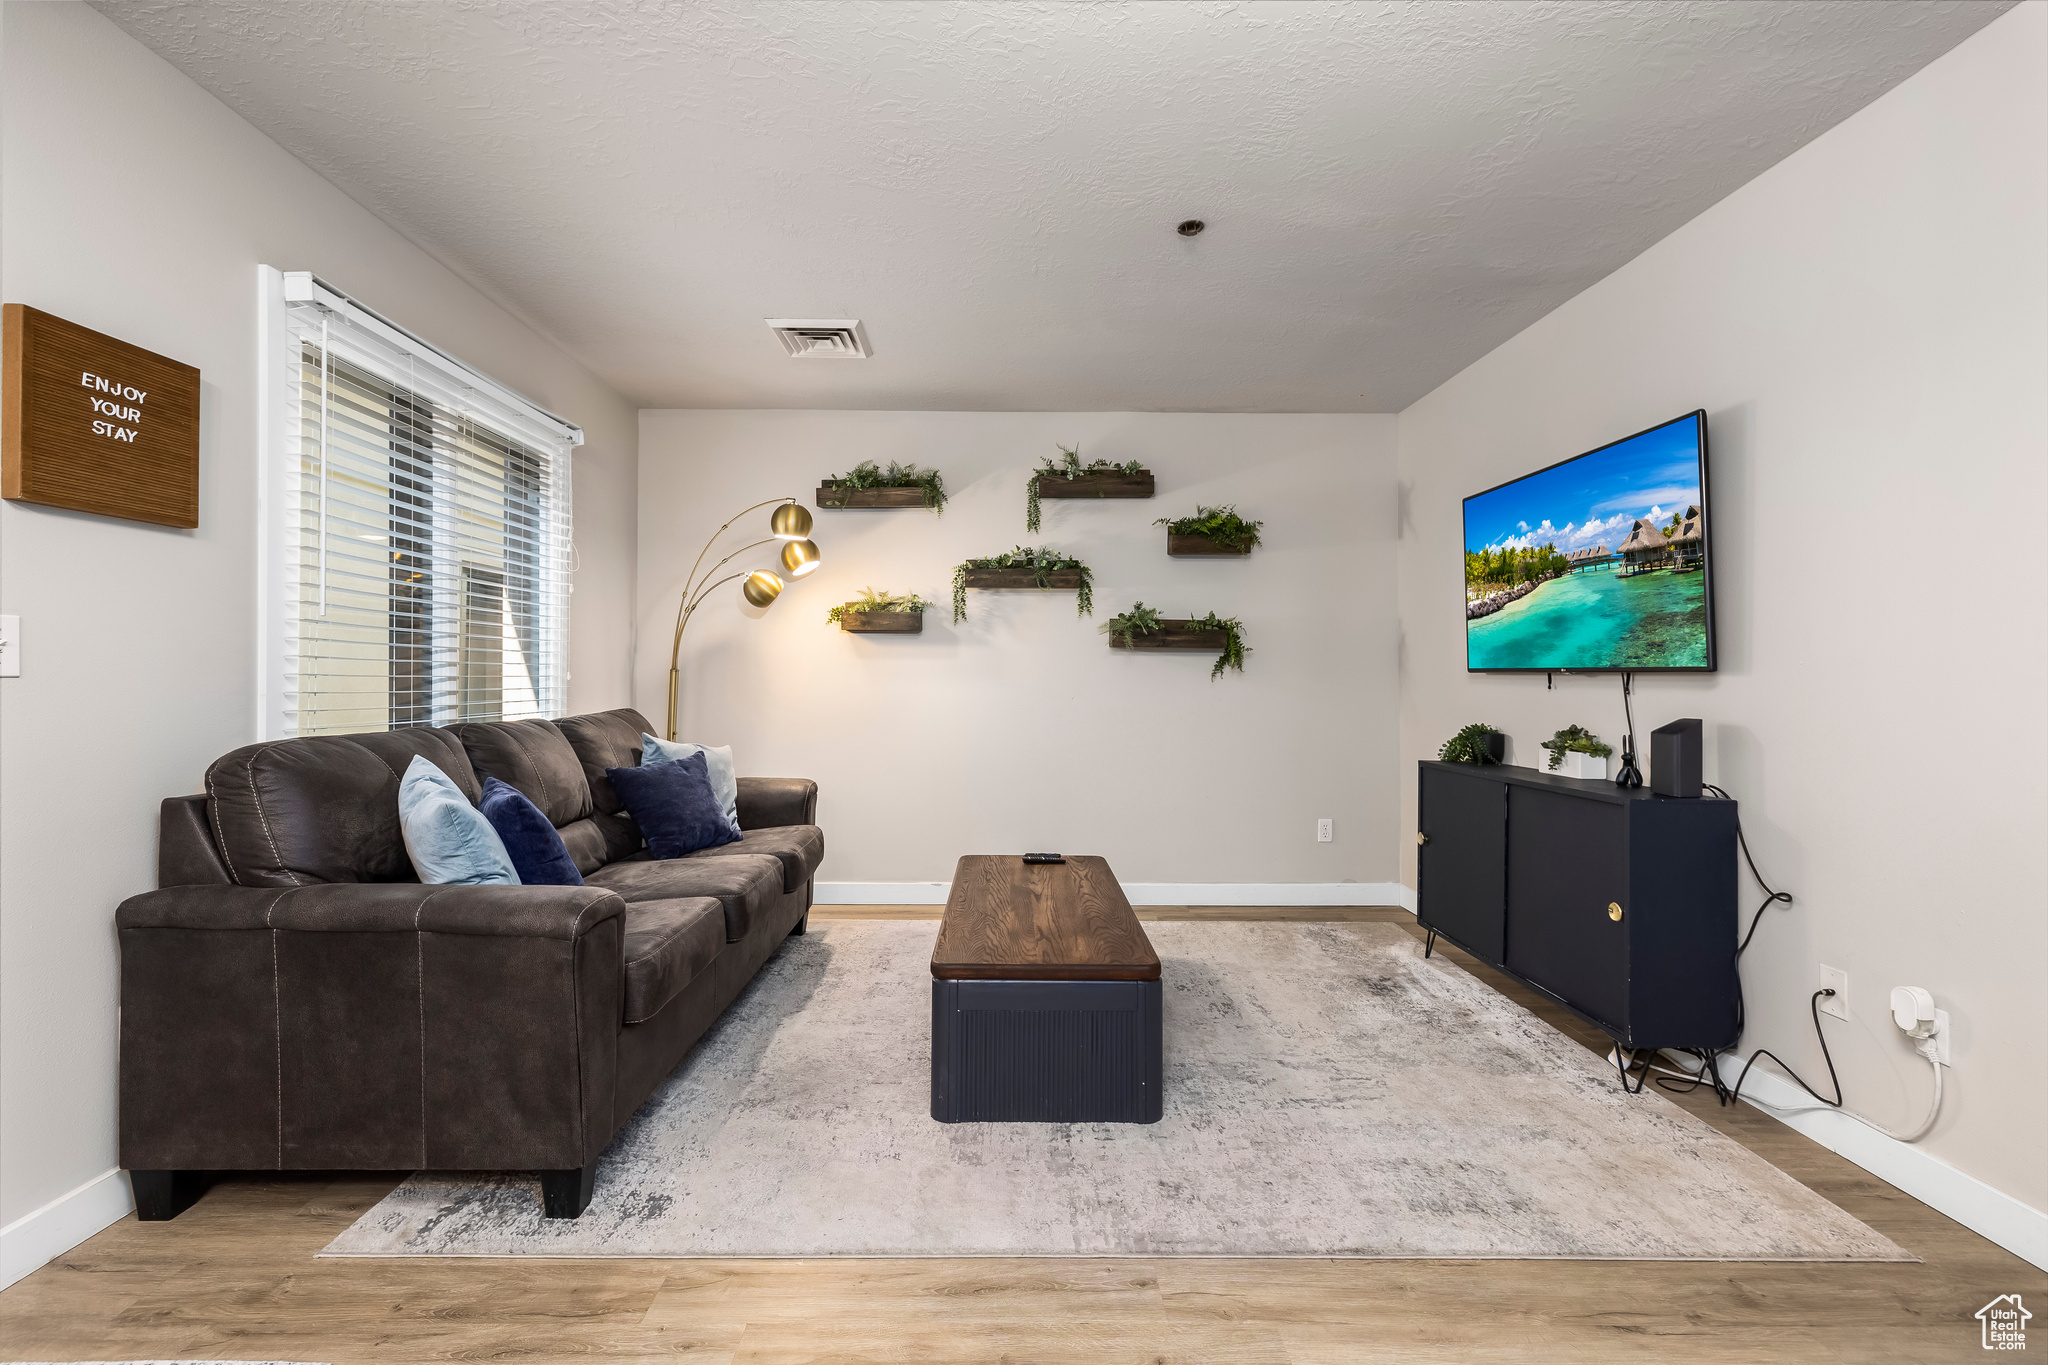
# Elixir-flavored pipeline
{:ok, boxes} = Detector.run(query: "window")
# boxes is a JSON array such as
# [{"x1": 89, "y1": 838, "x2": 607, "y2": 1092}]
[{"x1": 266, "y1": 272, "x2": 579, "y2": 738}]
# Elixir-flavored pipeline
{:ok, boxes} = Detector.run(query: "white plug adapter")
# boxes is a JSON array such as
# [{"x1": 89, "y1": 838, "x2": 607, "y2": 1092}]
[{"x1": 1890, "y1": 986, "x2": 1937, "y2": 1038}]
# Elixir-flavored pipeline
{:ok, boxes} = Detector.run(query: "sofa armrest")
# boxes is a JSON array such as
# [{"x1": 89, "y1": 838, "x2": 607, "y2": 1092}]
[
  {"x1": 117, "y1": 881, "x2": 625, "y2": 937},
  {"x1": 736, "y1": 777, "x2": 817, "y2": 831},
  {"x1": 118, "y1": 881, "x2": 625, "y2": 1175}
]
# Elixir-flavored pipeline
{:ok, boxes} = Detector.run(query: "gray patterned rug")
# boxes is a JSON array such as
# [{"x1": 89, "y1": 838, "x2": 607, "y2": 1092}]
[{"x1": 323, "y1": 921, "x2": 1910, "y2": 1261}]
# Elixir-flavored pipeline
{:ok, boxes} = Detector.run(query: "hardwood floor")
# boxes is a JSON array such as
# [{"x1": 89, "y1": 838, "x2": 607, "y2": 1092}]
[{"x1": 3, "y1": 907, "x2": 2039, "y2": 1364}]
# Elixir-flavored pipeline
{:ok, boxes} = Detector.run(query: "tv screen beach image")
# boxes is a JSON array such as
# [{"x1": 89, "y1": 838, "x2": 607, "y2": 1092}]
[{"x1": 1464, "y1": 413, "x2": 1712, "y2": 671}]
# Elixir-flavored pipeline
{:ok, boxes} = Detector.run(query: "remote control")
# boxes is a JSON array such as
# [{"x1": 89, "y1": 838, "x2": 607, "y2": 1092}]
[{"x1": 1022, "y1": 852, "x2": 1066, "y2": 864}]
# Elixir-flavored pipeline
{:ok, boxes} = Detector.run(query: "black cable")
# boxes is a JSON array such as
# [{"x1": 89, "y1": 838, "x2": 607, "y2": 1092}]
[
  {"x1": 1702, "y1": 783, "x2": 1796, "y2": 955},
  {"x1": 1613, "y1": 670, "x2": 1643, "y2": 788},
  {"x1": 1728, "y1": 990, "x2": 1844, "y2": 1110}
]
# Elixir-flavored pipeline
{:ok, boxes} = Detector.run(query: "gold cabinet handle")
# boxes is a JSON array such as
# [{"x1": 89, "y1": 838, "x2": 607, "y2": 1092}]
[
  {"x1": 1415, "y1": 833, "x2": 1430, "y2": 846},
  {"x1": 1608, "y1": 902, "x2": 1624, "y2": 922}
]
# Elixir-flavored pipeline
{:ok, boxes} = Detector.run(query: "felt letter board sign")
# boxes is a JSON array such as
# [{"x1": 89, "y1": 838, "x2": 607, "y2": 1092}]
[{"x1": 3, "y1": 304, "x2": 201, "y2": 527}]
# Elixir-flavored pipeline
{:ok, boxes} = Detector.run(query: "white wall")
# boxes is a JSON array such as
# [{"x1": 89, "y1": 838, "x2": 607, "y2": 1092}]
[
  {"x1": 637, "y1": 411, "x2": 1398, "y2": 894},
  {"x1": 0, "y1": 1, "x2": 638, "y2": 1274},
  {"x1": 1394, "y1": 4, "x2": 2046, "y2": 1214}
]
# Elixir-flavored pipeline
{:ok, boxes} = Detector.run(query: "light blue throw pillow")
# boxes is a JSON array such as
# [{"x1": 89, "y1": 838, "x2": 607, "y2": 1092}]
[
  {"x1": 642, "y1": 734, "x2": 739, "y2": 832},
  {"x1": 397, "y1": 754, "x2": 519, "y2": 885}
]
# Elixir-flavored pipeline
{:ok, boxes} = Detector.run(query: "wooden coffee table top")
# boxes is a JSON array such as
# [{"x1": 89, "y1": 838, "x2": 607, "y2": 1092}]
[{"x1": 931, "y1": 855, "x2": 1161, "y2": 982}]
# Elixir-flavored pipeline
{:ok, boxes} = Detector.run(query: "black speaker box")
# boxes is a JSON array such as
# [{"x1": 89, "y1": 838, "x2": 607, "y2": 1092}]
[{"x1": 1650, "y1": 718, "x2": 1703, "y2": 798}]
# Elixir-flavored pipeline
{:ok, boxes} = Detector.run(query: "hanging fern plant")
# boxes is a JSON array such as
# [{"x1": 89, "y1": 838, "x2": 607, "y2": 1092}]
[
  {"x1": 1099, "y1": 602, "x2": 1249, "y2": 679},
  {"x1": 952, "y1": 546, "x2": 1093, "y2": 623},
  {"x1": 820, "y1": 459, "x2": 947, "y2": 514},
  {"x1": 1025, "y1": 443, "x2": 1146, "y2": 532},
  {"x1": 826, "y1": 587, "x2": 931, "y2": 624},
  {"x1": 1155, "y1": 504, "x2": 1264, "y2": 553}
]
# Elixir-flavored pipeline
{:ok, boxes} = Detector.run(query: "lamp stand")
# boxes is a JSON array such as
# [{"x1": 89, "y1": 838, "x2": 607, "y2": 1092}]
[{"x1": 665, "y1": 498, "x2": 798, "y2": 742}]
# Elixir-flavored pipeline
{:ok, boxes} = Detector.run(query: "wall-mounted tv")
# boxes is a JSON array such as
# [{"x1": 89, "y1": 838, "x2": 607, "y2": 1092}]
[{"x1": 1464, "y1": 411, "x2": 1714, "y2": 672}]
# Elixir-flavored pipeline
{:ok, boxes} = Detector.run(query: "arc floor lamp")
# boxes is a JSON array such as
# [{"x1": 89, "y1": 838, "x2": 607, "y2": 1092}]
[{"x1": 666, "y1": 497, "x2": 820, "y2": 741}]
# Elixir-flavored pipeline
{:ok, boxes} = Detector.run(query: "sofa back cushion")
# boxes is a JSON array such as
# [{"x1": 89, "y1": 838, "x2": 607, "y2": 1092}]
[
  {"x1": 207, "y1": 728, "x2": 480, "y2": 888},
  {"x1": 455, "y1": 718, "x2": 609, "y2": 875},
  {"x1": 555, "y1": 707, "x2": 656, "y2": 863}
]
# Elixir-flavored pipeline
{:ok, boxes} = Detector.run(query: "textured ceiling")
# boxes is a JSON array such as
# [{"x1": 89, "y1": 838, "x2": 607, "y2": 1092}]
[{"x1": 93, "y1": 0, "x2": 2011, "y2": 411}]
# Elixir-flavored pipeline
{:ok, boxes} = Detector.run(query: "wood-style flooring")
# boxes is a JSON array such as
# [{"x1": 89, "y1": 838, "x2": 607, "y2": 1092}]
[{"x1": 2, "y1": 907, "x2": 2039, "y2": 1364}]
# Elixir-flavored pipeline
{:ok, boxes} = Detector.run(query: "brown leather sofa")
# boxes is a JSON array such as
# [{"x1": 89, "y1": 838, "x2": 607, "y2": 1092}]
[{"x1": 116, "y1": 707, "x2": 821, "y2": 1220}]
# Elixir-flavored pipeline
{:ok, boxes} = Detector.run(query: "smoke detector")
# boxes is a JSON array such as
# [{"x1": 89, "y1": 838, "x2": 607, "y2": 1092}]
[{"x1": 766, "y1": 319, "x2": 872, "y2": 359}]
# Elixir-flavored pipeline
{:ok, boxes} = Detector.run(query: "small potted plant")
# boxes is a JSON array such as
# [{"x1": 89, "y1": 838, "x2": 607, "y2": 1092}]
[
  {"x1": 952, "y1": 546, "x2": 1094, "y2": 623},
  {"x1": 1439, "y1": 723, "x2": 1505, "y2": 765},
  {"x1": 1025, "y1": 444, "x2": 1152, "y2": 531},
  {"x1": 827, "y1": 587, "x2": 931, "y2": 634},
  {"x1": 1156, "y1": 504, "x2": 1263, "y2": 556},
  {"x1": 816, "y1": 460, "x2": 947, "y2": 513},
  {"x1": 1541, "y1": 724, "x2": 1614, "y2": 779},
  {"x1": 1100, "y1": 601, "x2": 1249, "y2": 679}
]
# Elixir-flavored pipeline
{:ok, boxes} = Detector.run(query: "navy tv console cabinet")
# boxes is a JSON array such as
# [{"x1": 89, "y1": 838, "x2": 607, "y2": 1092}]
[{"x1": 1415, "y1": 760, "x2": 1740, "y2": 1056}]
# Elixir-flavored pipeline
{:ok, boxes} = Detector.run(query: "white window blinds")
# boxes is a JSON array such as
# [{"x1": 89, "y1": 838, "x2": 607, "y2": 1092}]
[{"x1": 273, "y1": 275, "x2": 578, "y2": 738}]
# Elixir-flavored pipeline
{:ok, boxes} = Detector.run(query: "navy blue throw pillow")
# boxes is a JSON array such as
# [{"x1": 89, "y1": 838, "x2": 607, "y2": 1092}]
[
  {"x1": 607, "y1": 752, "x2": 741, "y2": 860},
  {"x1": 479, "y1": 776, "x2": 585, "y2": 886}
]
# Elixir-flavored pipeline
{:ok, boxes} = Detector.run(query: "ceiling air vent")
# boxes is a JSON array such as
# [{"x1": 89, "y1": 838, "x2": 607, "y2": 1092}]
[{"x1": 766, "y1": 318, "x2": 872, "y2": 359}]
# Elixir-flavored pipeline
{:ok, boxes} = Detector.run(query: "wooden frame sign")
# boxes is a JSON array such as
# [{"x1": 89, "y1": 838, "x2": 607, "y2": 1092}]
[{"x1": 3, "y1": 304, "x2": 200, "y2": 527}]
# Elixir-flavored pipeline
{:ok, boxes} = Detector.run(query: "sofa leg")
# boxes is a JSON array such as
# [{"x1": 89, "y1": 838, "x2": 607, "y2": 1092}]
[
  {"x1": 131, "y1": 1169, "x2": 208, "y2": 1221},
  {"x1": 541, "y1": 1163, "x2": 597, "y2": 1219},
  {"x1": 789, "y1": 912, "x2": 809, "y2": 937}
]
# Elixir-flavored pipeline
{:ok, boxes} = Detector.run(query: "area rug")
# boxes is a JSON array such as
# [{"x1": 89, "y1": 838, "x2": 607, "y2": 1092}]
[{"x1": 323, "y1": 921, "x2": 1911, "y2": 1261}]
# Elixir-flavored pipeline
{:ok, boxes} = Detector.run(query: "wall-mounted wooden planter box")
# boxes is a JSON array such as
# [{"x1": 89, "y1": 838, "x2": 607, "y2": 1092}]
[
  {"x1": 1110, "y1": 621, "x2": 1228, "y2": 651},
  {"x1": 1166, "y1": 532, "x2": 1251, "y2": 557},
  {"x1": 840, "y1": 611, "x2": 924, "y2": 634},
  {"x1": 1036, "y1": 471, "x2": 1154, "y2": 500},
  {"x1": 816, "y1": 483, "x2": 931, "y2": 509},
  {"x1": 960, "y1": 568, "x2": 1085, "y2": 590}
]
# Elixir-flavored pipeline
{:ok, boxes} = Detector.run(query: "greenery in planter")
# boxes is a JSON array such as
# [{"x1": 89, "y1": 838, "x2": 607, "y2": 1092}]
[
  {"x1": 1025, "y1": 443, "x2": 1146, "y2": 532},
  {"x1": 1539, "y1": 724, "x2": 1614, "y2": 771},
  {"x1": 821, "y1": 459, "x2": 947, "y2": 513},
  {"x1": 951, "y1": 545, "x2": 1094, "y2": 623},
  {"x1": 1439, "y1": 722, "x2": 1504, "y2": 765},
  {"x1": 825, "y1": 587, "x2": 932, "y2": 625},
  {"x1": 1099, "y1": 602, "x2": 1250, "y2": 679},
  {"x1": 1155, "y1": 504, "x2": 1264, "y2": 553},
  {"x1": 1099, "y1": 601, "x2": 1165, "y2": 648}
]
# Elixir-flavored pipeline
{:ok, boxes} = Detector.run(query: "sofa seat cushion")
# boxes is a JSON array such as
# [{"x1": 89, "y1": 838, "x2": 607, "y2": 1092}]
[
  {"x1": 684, "y1": 825, "x2": 823, "y2": 894},
  {"x1": 622, "y1": 897, "x2": 725, "y2": 1025},
  {"x1": 587, "y1": 853, "x2": 785, "y2": 943}
]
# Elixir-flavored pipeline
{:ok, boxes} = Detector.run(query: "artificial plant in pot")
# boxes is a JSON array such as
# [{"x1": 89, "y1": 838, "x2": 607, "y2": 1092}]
[
  {"x1": 1156, "y1": 504, "x2": 1264, "y2": 556},
  {"x1": 1025, "y1": 444, "x2": 1151, "y2": 532},
  {"x1": 1100, "y1": 601, "x2": 1249, "y2": 679},
  {"x1": 951, "y1": 546, "x2": 1094, "y2": 623},
  {"x1": 816, "y1": 460, "x2": 947, "y2": 513},
  {"x1": 1439, "y1": 723, "x2": 1505, "y2": 765},
  {"x1": 1540, "y1": 724, "x2": 1614, "y2": 779},
  {"x1": 827, "y1": 587, "x2": 932, "y2": 634}
]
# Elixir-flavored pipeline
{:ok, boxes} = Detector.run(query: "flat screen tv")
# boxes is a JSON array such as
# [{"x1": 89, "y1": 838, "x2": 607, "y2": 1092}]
[{"x1": 1464, "y1": 411, "x2": 1714, "y2": 672}]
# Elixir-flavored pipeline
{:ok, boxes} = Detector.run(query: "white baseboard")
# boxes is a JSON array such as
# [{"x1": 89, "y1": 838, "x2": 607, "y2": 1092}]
[
  {"x1": 817, "y1": 881, "x2": 1417, "y2": 909},
  {"x1": 0, "y1": 1167, "x2": 132, "y2": 1290},
  {"x1": 1693, "y1": 1050, "x2": 2048, "y2": 1272}
]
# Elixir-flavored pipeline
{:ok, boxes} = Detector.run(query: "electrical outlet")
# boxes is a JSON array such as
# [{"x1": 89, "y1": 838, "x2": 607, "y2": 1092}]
[
  {"x1": 1818, "y1": 965, "x2": 1849, "y2": 1020},
  {"x1": 1316, "y1": 819, "x2": 1333, "y2": 843},
  {"x1": 0, "y1": 615, "x2": 17, "y2": 678}
]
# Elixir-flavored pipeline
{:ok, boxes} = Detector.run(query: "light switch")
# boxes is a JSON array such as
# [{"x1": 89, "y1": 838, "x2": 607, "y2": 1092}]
[{"x1": 0, "y1": 616, "x2": 17, "y2": 677}]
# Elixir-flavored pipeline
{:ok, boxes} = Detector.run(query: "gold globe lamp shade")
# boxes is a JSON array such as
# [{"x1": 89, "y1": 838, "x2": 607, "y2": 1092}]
[
  {"x1": 741, "y1": 570, "x2": 784, "y2": 608},
  {"x1": 780, "y1": 537, "x2": 822, "y2": 579},
  {"x1": 769, "y1": 502, "x2": 813, "y2": 540}
]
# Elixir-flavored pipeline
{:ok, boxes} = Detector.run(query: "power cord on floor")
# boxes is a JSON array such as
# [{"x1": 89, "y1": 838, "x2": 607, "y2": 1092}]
[{"x1": 1627, "y1": 788, "x2": 1944, "y2": 1141}]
